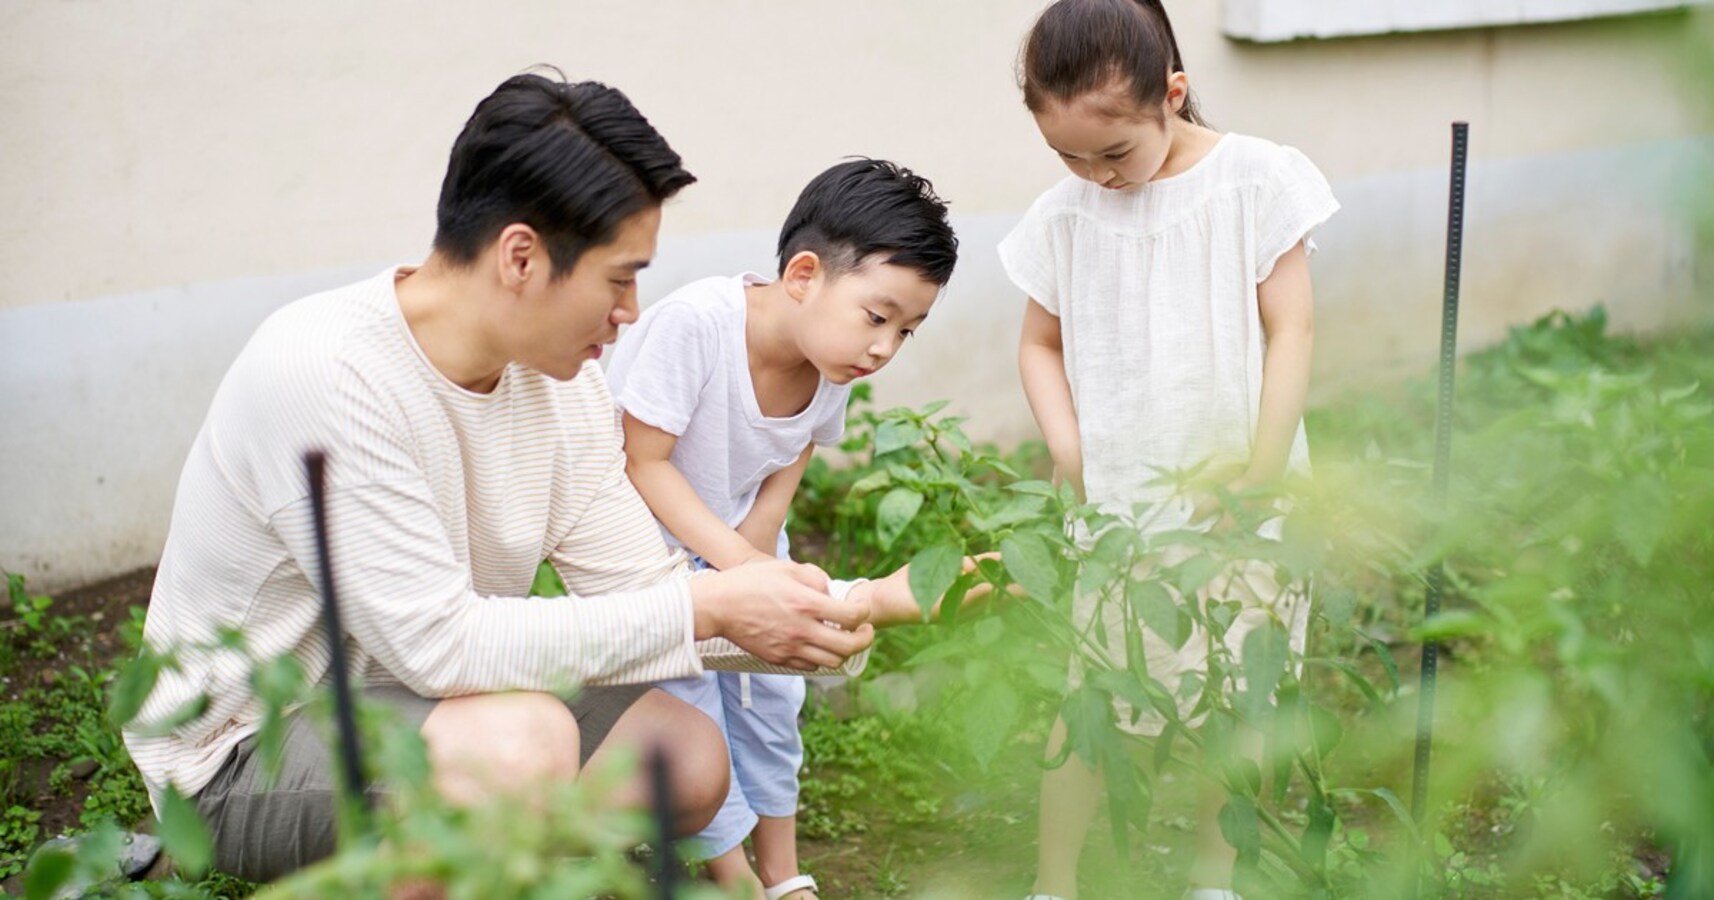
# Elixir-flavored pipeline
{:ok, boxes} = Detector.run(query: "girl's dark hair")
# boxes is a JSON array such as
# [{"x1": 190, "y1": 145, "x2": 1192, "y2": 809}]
[
  {"x1": 1020, "y1": 0, "x2": 1205, "y2": 125},
  {"x1": 777, "y1": 158, "x2": 959, "y2": 287},
  {"x1": 432, "y1": 70, "x2": 696, "y2": 278}
]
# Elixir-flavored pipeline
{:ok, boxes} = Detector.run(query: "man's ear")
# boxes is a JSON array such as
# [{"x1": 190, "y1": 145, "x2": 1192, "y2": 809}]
[
  {"x1": 781, "y1": 250, "x2": 822, "y2": 302},
  {"x1": 495, "y1": 224, "x2": 543, "y2": 291}
]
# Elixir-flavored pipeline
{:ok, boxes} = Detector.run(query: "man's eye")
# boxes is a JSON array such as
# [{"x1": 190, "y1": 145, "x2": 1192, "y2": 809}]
[{"x1": 613, "y1": 279, "x2": 636, "y2": 288}]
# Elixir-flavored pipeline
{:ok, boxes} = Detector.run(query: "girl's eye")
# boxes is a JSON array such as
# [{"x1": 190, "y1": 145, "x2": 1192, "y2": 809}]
[
  {"x1": 900, "y1": 328, "x2": 915, "y2": 339},
  {"x1": 867, "y1": 311, "x2": 887, "y2": 326}
]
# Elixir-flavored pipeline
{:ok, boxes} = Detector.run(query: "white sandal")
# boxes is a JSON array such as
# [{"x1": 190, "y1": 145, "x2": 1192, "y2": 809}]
[{"x1": 764, "y1": 874, "x2": 818, "y2": 900}]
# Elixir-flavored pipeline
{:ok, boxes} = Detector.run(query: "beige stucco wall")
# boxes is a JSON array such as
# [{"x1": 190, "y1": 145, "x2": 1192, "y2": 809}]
[
  {"x1": 2, "y1": 1, "x2": 1707, "y2": 310},
  {"x1": 2, "y1": 1, "x2": 1710, "y2": 590}
]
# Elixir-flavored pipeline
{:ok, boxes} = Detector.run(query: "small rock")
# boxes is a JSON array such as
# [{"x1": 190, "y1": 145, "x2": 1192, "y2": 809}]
[
  {"x1": 69, "y1": 759, "x2": 99, "y2": 781},
  {"x1": 39, "y1": 669, "x2": 57, "y2": 687}
]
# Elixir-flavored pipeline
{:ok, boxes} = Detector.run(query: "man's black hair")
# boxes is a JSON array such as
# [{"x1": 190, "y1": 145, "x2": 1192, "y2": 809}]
[
  {"x1": 776, "y1": 159, "x2": 958, "y2": 287},
  {"x1": 433, "y1": 71, "x2": 696, "y2": 278}
]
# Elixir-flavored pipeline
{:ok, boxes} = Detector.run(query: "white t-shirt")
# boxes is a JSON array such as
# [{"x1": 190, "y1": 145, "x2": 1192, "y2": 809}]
[
  {"x1": 998, "y1": 133, "x2": 1339, "y2": 532},
  {"x1": 606, "y1": 273, "x2": 849, "y2": 554}
]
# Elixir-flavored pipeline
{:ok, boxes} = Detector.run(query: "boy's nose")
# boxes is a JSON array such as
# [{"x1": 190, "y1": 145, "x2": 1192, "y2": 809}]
[{"x1": 611, "y1": 291, "x2": 640, "y2": 325}]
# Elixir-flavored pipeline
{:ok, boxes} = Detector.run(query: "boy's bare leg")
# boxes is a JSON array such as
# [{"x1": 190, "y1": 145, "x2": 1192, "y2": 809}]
[
  {"x1": 1033, "y1": 717, "x2": 1104, "y2": 899},
  {"x1": 753, "y1": 814, "x2": 811, "y2": 896},
  {"x1": 704, "y1": 845, "x2": 765, "y2": 898}
]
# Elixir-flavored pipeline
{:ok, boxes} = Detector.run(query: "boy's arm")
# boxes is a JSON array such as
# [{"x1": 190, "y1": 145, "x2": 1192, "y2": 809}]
[
  {"x1": 735, "y1": 444, "x2": 815, "y2": 557},
  {"x1": 1243, "y1": 241, "x2": 1315, "y2": 489},
  {"x1": 622, "y1": 411, "x2": 775, "y2": 570},
  {"x1": 1018, "y1": 297, "x2": 1084, "y2": 500}
]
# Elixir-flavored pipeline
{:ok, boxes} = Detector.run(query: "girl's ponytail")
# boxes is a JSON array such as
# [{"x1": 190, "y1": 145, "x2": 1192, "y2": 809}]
[{"x1": 1020, "y1": 0, "x2": 1206, "y2": 126}]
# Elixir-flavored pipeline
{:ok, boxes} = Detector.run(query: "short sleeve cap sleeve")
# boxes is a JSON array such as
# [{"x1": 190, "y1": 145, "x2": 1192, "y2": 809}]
[
  {"x1": 606, "y1": 302, "x2": 717, "y2": 437},
  {"x1": 1255, "y1": 146, "x2": 1340, "y2": 283},
  {"x1": 810, "y1": 392, "x2": 849, "y2": 447},
  {"x1": 998, "y1": 197, "x2": 1063, "y2": 316}
]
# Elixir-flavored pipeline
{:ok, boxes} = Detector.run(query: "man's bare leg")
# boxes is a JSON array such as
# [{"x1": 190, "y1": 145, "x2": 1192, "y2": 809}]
[{"x1": 582, "y1": 687, "x2": 731, "y2": 836}]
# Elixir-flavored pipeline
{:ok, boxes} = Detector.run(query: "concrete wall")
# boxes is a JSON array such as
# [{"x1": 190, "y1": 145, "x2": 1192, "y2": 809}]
[{"x1": 2, "y1": 1, "x2": 1710, "y2": 590}]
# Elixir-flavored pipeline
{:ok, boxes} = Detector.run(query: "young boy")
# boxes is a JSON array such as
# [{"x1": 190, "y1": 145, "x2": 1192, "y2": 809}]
[{"x1": 606, "y1": 158, "x2": 959, "y2": 900}]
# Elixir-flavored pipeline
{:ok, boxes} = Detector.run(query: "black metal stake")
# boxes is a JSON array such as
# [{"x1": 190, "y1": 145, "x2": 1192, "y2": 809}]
[
  {"x1": 305, "y1": 450, "x2": 372, "y2": 830},
  {"x1": 648, "y1": 744, "x2": 679, "y2": 899},
  {"x1": 1410, "y1": 122, "x2": 1469, "y2": 827}
]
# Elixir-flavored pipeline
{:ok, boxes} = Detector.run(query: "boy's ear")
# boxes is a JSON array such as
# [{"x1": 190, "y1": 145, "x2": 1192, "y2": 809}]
[
  {"x1": 495, "y1": 223, "x2": 543, "y2": 292},
  {"x1": 781, "y1": 250, "x2": 821, "y2": 301}
]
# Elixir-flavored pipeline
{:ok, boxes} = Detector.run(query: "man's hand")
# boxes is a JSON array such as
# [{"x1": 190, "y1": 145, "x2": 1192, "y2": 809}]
[{"x1": 690, "y1": 560, "x2": 873, "y2": 671}]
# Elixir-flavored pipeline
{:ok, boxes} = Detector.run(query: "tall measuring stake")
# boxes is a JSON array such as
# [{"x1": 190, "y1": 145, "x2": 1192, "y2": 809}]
[
  {"x1": 1411, "y1": 121, "x2": 1470, "y2": 824},
  {"x1": 305, "y1": 450, "x2": 373, "y2": 834}
]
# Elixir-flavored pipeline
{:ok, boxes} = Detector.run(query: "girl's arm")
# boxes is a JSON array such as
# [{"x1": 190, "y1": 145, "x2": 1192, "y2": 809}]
[
  {"x1": 622, "y1": 412, "x2": 775, "y2": 570},
  {"x1": 1243, "y1": 241, "x2": 1315, "y2": 488},
  {"x1": 735, "y1": 444, "x2": 815, "y2": 557},
  {"x1": 1018, "y1": 298, "x2": 1084, "y2": 500}
]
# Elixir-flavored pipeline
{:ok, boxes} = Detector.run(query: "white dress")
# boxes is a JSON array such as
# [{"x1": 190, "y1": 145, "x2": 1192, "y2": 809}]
[
  {"x1": 998, "y1": 133, "x2": 1339, "y2": 534},
  {"x1": 998, "y1": 134, "x2": 1339, "y2": 734}
]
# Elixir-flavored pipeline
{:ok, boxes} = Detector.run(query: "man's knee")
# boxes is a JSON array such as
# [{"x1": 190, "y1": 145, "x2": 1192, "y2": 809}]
[
  {"x1": 421, "y1": 692, "x2": 581, "y2": 803},
  {"x1": 661, "y1": 703, "x2": 729, "y2": 835}
]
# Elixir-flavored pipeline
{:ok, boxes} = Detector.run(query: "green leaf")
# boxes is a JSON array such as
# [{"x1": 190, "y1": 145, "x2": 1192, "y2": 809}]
[
  {"x1": 1317, "y1": 587, "x2": 1357, "y2": 629},
  {"x1": 1007, "y1": 480, "x2": 1060, "y2": 497},
  {"x1": 108, "y1": 649, "x2": 164, "y2": 729},
  {"x1": 1217, "y1": 794, "x2": 1262, "y2": 868},
  {"x1": 156, "y1": 784, "x2": 214, "y2": 878},
  {"x1": 1309, "y1": 703, "x2": 1345, "y2": 757},
  {"x1": 962, "y1": 679, "x2": 1020, "y2": 770},
  {"x1": 23, "y1": 848, "x2": 74, "y2": 900},
  {"x1": 1176, "y1": 554, "x2": 1226, "y2": 597},
  {"x1": 874, "y1": 420, "x2": 924, "y2": 457},
  {"x1": 1240, "y1": 623, "x2": 1290, "y2": 721},
  {"x1": 1612, "y1": 475, "x2": 1671, "y2": 565},
  {"x1": 1000, "y1": 532, "x2": 1062, "y2": 603},
  {"x1": 1410, "y1": 610, "x2": 1488, "y2": 642},
  {"x1": 529, "y1": 560, "x2": 566, "y2": 597},
  {"x1": 1128, "y1": 580, "x2": 1187, "y2": 650},
  {"x1": 875, "y1": 488, "x2": 924, "y2": 551},
  {"x1": 848, "y1": 469, "x2": 893, "y2": 497},
  {"x1": 908, "y1": 544, "x2": 964, "y2": 621},
  {"x1": 920, "y1": 399, "x2": 950, "y2": 417},
  {"x1": 1364, "y1": 635, "x2": 1402, "y2": 694},
  {"x1": 1059, "y1": 686, "x2": 1114, "y2": 768}
]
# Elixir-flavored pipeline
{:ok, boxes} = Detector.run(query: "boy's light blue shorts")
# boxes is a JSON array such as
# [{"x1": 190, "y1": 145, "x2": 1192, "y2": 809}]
[{"x1": 663, "y1": 536, "x2": 807, "y2": 857}]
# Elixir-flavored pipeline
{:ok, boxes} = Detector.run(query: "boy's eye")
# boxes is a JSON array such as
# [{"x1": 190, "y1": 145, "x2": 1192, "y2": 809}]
[
  {"x1": 866, "y1": 311, "x2": 887, "y2": 326},
  {"x1": 900, "y1": 328, "x2": 915, "y2": 339},
  {"x1": 1104, "y1": 150, "x2": 1130, "y2": 161}
]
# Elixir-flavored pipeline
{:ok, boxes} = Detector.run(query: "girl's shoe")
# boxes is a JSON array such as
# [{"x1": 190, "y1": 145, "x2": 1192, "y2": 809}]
[{"x1": 764, "y1": 874, "x2": 818, "y2": 900}]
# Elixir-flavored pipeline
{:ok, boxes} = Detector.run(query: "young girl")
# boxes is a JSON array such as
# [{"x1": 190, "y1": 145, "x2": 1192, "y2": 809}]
[{"x1": 997, "y1": 2, "x2": 1338, "y2": 898}]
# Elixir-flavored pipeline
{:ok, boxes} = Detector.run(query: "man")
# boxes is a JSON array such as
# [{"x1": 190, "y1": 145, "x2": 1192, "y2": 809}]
[{"x1": 123, "y1": 72, "x2": 932, "y2": 883}]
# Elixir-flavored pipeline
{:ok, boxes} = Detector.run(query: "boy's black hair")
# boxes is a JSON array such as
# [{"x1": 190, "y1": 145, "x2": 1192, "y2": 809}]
[
  {"x1": 433, "y1": 70, "x2": 696, "y2": 278},
  {"x1": 776, "y1": 159, "x2": 958, "y2": 287}
]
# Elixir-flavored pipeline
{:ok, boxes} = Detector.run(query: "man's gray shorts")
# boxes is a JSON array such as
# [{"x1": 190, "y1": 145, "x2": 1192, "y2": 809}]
[{"x1": 192, "y1": 682, "x2": 652, "y2": 883}]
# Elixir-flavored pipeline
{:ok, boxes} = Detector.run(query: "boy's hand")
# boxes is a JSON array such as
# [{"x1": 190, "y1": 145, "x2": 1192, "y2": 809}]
[
  {"x1": 858, "y1": 554, "x2": 1006, "y2": 628},
  {"x1": 691, "y1": 560, "x2": 873, "y2": 671}
]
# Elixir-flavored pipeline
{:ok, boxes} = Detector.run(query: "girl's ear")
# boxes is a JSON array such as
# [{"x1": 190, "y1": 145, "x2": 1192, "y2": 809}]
[
  {"x1": 781, "y1": 250, "x2": 821, "y2": 302},
  {"x1": 1165, "y1": 70, "x2": 1190, "y2": 115}
]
